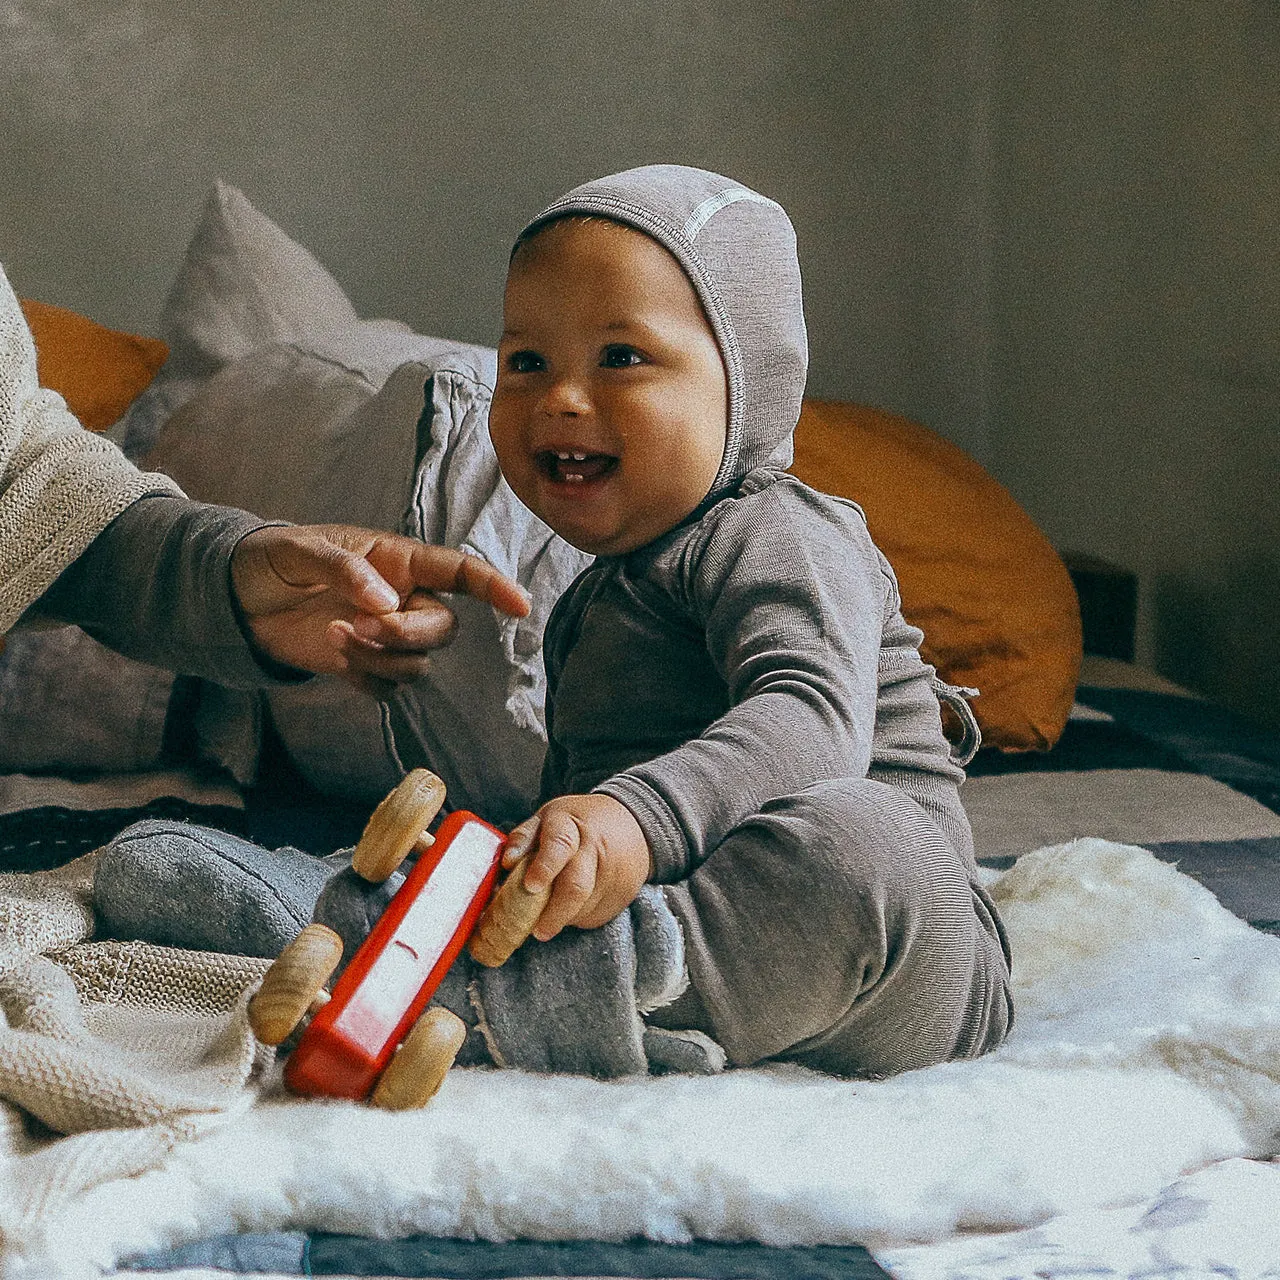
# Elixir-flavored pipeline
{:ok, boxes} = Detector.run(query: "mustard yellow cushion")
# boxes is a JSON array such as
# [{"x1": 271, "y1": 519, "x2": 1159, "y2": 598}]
[
  {"x1": 791, "y1": 399, "x2": 1082, "y2": 753},
  {"x1": 18, "y1": 299, "x2": 168, "y2": 432}
]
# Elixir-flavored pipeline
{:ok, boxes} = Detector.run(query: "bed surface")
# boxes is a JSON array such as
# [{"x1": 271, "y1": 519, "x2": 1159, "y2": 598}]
[
  {"x1": 967, "y1": 657, "x2": 1280, "y2": 937},
  {"x1": 2, "y1": 661, "x2": 1278, "y2": 1280}
]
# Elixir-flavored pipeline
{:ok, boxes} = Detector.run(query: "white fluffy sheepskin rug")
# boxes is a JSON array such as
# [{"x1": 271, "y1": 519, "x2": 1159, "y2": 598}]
[{"x1": 10, "y1": 838, "x2": 1280, "y2": 1278}]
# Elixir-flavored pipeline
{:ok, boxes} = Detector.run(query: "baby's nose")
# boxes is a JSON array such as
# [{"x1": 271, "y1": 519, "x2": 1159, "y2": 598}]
[{"x1": 538, "y1": 376, "x2": 591, "y2": 416}]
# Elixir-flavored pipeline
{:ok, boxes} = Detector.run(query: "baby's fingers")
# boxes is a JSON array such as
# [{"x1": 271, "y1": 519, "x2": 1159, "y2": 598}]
[
  {"x1": 469, "y1": 844, "x2": 551, "y2": 967},
  {"x1": 501, "y1": 816, "x2": 542, "y2": 870},
  {"x1": 515, "y1": 810, "x2": 592, "y2": 942},
  {"x1": 520, "y1": 809, "x2": 581, "y2": 896},
  {"x1": 533, "y1": 847, "x2": 598, "y2": 942}
]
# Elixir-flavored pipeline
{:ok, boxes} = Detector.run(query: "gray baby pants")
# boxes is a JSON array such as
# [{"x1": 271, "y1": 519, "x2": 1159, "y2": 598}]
[
  {"x1": 651, "y1": 776, "x2": 1013, "y2": 1076},
  {"x1": 96, "y1": 776, "x2": 1010, "y2": 1081}
]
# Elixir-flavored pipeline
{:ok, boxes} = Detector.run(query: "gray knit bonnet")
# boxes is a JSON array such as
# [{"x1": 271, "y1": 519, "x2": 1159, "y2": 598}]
[{"x1": 516, "y1": 164, "x2": 808, "y2": 496}]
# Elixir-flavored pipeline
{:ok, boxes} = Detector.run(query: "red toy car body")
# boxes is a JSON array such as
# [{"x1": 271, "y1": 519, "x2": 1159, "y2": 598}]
[{"x1": 284, "y1": 810, "x2": 504, "y2": 1100}]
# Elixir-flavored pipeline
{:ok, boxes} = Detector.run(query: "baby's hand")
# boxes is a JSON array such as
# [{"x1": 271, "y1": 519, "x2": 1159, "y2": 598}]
[{"x1": 502, "y1": 794, "x2": 652, "y2": 942}]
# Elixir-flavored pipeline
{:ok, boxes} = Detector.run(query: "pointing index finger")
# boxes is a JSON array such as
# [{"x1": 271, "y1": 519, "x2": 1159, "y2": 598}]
[{"x1": 409, "y1": 545, "x2": 532, "y2": 619}]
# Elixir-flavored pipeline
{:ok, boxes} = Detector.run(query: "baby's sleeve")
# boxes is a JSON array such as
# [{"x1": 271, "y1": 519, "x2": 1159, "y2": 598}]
[{"x1": 596, "y1": 484, "x2": 890, "y2": 882}]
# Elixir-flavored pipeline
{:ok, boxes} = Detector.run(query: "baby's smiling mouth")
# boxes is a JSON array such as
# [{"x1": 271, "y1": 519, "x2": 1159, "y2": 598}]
[{"x1": 536, "y1": 449, "x2": 619, "y2": 485}]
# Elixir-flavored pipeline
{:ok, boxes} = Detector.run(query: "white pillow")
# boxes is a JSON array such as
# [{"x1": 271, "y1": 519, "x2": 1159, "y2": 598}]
[
  {"x1": 134, "y1": 182, "x2": 589, "y2": 821},
  {"x1": 114, "y1": 179, "x2": 362, "y2": 462}
]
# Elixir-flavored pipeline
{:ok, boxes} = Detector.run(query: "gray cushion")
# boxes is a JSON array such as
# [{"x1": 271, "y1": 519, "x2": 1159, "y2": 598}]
[
  {"x1": 4, "y1": 180, "x2": 589, "y2": 815},
  {"x1": 0, "y1": 625, "x2": 173, "y2": 773}
]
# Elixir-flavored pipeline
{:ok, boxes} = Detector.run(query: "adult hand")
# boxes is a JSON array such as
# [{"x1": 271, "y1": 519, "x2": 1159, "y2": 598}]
[
  {"x1": 230, "y1": 524, "x2": 530, "y2": 692},
  {"x1": 500, "y1": 793, "x2": 653, "y2": 942}
]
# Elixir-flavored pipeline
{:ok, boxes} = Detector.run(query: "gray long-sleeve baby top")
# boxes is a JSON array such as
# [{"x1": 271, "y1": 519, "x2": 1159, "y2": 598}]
[{"x1": 540, "y1": 465, "x2": 972, "y2": 884}]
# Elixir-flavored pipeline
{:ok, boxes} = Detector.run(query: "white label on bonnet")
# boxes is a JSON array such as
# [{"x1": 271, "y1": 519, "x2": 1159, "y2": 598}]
[{"x1": 683, "y1": 188, "x2": 776, "y2": 242}]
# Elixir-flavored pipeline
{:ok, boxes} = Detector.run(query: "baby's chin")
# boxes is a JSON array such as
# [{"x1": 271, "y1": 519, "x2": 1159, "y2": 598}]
[
  {"x1": 542, "y1": 514, "x2": 660, "y2": 559},
  {"x1": 512, "y1": 490, "x2": 626, "y2": 556},
  {"x1": 555, "y1": 526, "x2": 641, "y2": 558},
  {"x1": 514, "y1": 478, "x2": 698, "y2": 557}
]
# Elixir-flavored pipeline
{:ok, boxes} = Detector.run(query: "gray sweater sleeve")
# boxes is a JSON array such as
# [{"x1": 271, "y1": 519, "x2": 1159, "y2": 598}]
[
  {"x1": 597, "y1": 486, "x2": 890, "y2": 882},
  {"x1": 31, "y1": 494, "x2": 303, "y2": 689}
]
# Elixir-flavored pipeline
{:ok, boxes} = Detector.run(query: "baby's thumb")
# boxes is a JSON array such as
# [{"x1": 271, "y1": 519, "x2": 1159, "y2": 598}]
[{"x1": 501, "y1": 816, "x2": 541, "y2": 869}]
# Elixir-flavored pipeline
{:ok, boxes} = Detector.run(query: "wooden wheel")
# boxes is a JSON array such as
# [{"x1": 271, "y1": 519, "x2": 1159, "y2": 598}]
[
  {"x1": 352, "y1": 769, "x2": 447, "y2": 883},
  {"x1": 370, "y1": 1006, "x2": 466, "y2": 1110},
  {"x1": 247, "y1": 923, "x2": 343, "y2": 1045},
  {"x1": 467, "y1": 854, "x2": 553, "y2": 968}
]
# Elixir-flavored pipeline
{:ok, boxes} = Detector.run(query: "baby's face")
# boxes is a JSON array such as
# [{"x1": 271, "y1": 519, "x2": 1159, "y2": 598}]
[{"x1": 490, "y1": 218, "x2": 728, "y2": 557}]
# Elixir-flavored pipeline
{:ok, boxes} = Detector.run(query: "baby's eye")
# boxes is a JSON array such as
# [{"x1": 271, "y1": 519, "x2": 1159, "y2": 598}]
[
  {"x1": 600, "y1": 344, "x2": 644, "y2": 369},
  {"x1": 506, "y1": 350, "x2": 545, "y2": 374}
]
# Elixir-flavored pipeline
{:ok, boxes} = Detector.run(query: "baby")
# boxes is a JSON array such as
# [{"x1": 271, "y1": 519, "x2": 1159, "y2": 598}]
[
  {"x1": 98, "y1": 165, "x2": 1011, "y2": 1082},
  {"x1": 480, "y1": 165, "x2": 1012, "y2": 1076}
]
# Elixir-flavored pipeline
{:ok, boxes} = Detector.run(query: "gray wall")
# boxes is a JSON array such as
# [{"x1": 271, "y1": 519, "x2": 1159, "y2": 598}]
[
  {"x1": 2, "y1": 2, "x2": 1276, "y2": 727},
  {"x1": 988, "y1": 3, "x2": 1280, "y2": 727}
]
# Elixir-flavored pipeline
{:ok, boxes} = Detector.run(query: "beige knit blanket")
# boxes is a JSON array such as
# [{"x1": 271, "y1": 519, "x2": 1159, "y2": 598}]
[
  {"x1": 0, "y1": 852, "x2": 271, "y2": 1240},
  {"x1": 0, "y1": 263, "x2": 179, "y2": 633}
]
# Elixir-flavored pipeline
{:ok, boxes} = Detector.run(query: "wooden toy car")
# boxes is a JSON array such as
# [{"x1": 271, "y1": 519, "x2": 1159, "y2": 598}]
[{"x1": 247, "y1": 768, "x2": 551, "y2": 1109}]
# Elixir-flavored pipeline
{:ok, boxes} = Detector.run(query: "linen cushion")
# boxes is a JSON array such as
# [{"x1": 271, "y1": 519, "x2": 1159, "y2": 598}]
[
  {"x1": 791, "y1": 399, "x2": 1082, "y2": 752},
  {"x1": 114, "y1": 179, "x2": 362, "y2": 462},
  {"x1": 3, "y1": 183, "x2": 589, "y2": 809}
]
